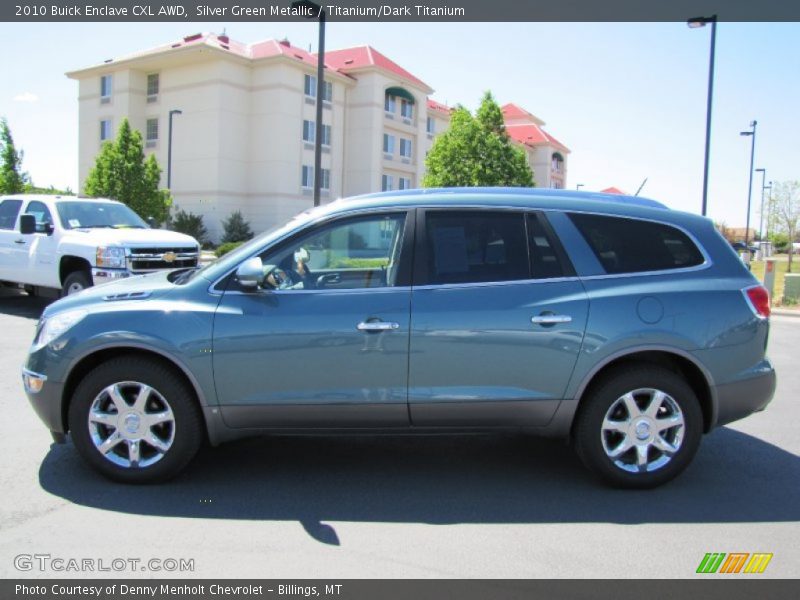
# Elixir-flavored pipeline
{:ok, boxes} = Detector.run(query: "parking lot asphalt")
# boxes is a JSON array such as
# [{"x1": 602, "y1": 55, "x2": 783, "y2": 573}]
[{"x1": 0, "y1": 286, "x2": 797, "y2": 579}]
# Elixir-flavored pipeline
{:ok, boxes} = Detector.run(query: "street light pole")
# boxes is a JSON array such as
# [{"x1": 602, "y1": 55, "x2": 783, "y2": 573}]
[
  {"x1": 167, "y1": 109, "x2": 182, "y2": 190},
  {"x1": 755, "y1": 168, "x2": 766, "y2": 241},
  {"x1": 576, "y1": 184, "x2": 584, "y2": 191},
  {"x1": 687, "y1": 15, "x2": 717, "y2": 216},
  {"x1": 739, "y1": 120, "x2": 757, "y2": 250},
  {"x1": 764, "y1": 181, "x2": 773, "y2": 241},
  {"x1": 293, "y1": 0, "x2": 326, "y2": 207}
]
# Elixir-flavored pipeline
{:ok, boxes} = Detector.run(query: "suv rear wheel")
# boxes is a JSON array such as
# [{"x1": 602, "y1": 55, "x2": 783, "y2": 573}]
[
  {"x1": 68, "y1": 356, "x2": 203, "y2": 483},
  {"x1": 573, "y1": 365, "x2": 702, "y2": 488}
]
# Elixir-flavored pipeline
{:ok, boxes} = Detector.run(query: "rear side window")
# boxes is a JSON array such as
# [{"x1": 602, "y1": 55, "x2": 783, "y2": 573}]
[
  {"x1": 527, "y1": 213, "x2": 571, "y2": 279},
  {"x1": 424, "y1": 211, "x2": 528, "y2": 285},
  {"x1": 569, "y1": 213, "x2": 704, "y2": 274},
  {"x1": 0, "y1": 199, "x2": 23, "y2": 230}
]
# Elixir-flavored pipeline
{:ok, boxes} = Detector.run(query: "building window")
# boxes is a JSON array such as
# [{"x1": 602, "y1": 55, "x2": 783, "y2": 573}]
[
  {"x1": 381, "y1": 174, "x2": 394, "y2": 191},
  {"x1": 323, "y1": 81, "x2": 332, "y2": 102},
  {"x1": 321, "y1": 124, "x2": 331, "y2": 147},
  {"x1": 384, "y1": 95, "x2": 396, "y2": 114},
  {"x1": 100, "y1": 119, "x2": 112, "y2": 142},
  {"x1": 145, "y1": 118, "x2": 159, "y2": 147},
  {"x1": 100, "y1": 75, "x2": 112, "y2": 102},
  {"x1": 383, "y1": 134, "x2": 395, "y2": 155},
  {"x1": 426, "y1": 117, "x2": 435, "y2": 135},
  {"x1": 400, "y1": 99, "x2": 413, "y2": 119},
  {"x1": 398, "y1": 177, "x2": 411, "y2": 190},
  {"x1": 146, "y1": 73, "x2": 159, "y2": 101},
  {"x1": 302, "y1": 165, "x2": 314, "y2": 188},
  {"x1": 304, "y1": 74, "x2": 315, "y2": 97},
  {"x1": 551, "y1": 152, "x2": 564, "y2": 173},
  {"x1": 320, "y1": 168, "x2": 330, "y2": 190},
  {"x1": 399, "y1": 138, "x2": 412, "y2": 159},
  {"x1": 303, "y1": 120, "x2": 315, "y2": 143}
]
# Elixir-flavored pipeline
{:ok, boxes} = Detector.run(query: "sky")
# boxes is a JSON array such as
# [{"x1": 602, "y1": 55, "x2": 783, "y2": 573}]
[{"x1": 1, "y1": 21, "x2": 798, "y2": 228}]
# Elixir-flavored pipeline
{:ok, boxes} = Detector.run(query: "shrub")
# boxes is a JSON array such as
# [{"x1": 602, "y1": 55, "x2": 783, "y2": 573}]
[
  {"x1": 170, "y1": 209, "x2": 208, "y2": 245},
  {"x1": 769, "y1": 232, "x2": 790, "y2": 254},
  {"x1": 221, "y1": 210, "x2": 254, "y2": 244},
  {"x1": 215, "y1": 241, "x2": 245, "y2": 257}
]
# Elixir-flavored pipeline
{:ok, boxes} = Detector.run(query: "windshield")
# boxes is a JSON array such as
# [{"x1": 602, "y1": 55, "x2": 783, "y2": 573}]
[{"x1": 56, "y1": 201, "x2": 148, "y2": 230}]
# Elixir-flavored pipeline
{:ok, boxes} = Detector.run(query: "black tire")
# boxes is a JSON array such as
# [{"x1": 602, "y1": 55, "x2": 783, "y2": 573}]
[
  {"x1": 68, "y1": 356, "x2": 203, "y2": 483},
  {"x1": 573, "y1": 365, "x2": 703, "y2": 489},
  {"x1": 62, "y1": 270, "x2": 92, "y2": 297}
]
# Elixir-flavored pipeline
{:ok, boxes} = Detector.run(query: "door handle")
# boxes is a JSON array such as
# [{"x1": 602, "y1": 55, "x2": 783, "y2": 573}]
[
  {"x1": 531, "y1": 314, "x2": 572, "y2": 325},
  {"x1": 357, "y1": 321, "x2": 400, "y2": 332},
  {"x1": 14, "y1": 239, "x2": 26, "y2": 244}
]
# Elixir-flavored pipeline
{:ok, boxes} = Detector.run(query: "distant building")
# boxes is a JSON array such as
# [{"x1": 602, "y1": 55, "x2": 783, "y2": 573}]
[
  {"x1": 68, "y1": 33, "x2": 569, "y2": 240},
  {"x1": 601, "y1": 186, "x2": 626, "y2": 195}
]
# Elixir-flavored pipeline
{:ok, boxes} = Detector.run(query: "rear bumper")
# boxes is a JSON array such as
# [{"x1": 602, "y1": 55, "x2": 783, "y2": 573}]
[{"x1": 713, "y1": 362, "x2": 776, "y2": 428}]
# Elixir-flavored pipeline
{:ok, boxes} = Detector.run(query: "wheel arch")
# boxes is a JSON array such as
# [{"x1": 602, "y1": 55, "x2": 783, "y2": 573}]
[
  {"x1": 60, "y1": 344, "x2": 211, "y2": 436},
  {"x1": 571, "y1": 347, "x2": 717, "y2": 435},
  {"x1": 59, "y1": 255, "x2": 92, "y2": 286}
]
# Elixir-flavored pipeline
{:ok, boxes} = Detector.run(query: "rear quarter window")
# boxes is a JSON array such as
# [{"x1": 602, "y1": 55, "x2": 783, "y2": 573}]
[{"x1": 568, "y1": 213, "x2": 705, "y2": 274}]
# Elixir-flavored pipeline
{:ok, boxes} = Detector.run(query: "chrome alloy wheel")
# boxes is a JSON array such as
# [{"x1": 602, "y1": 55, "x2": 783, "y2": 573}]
[
  {"x1": 600, "y1": 387, "x2": 686, "y2": 473},
  {"x1": 87, "y1": 381, "x2": 176, "y2": 468}
]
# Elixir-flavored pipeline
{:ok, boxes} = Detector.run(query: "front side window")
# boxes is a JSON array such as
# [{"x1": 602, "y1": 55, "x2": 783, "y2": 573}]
[
  {"x1": 25, "y1": 201, "x2": 54, "y2": 232},
  {"x1": 257, "y1": 213, "x2": 407, "y2": 291},
  {"x1": 423, "y1": 211, "x2": 529, "y2": 285},
  {"x1": 0, "y1": 199, "x2": 23, "y2": 230},
  {"x1": 569, "y1": 213, "x2": 705, "y2": 274}
]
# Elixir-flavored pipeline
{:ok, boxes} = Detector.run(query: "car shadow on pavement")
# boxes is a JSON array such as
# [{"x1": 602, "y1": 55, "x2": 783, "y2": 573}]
[
  {"x1": 0, "y1": 288, "x2": 51, "y2": 319},
  {"x1": 38, "y1": 427, "x2": 800, "y2": 544}
]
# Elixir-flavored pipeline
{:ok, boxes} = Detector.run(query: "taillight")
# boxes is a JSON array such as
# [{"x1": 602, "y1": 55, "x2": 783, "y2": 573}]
[{"x1": 744, "y1": 285, "x2": 771, "y2": 318}]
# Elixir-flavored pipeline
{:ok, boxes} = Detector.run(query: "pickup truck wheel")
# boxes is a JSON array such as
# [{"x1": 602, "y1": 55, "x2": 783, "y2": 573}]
[
  {"x1": 68, "y1": 356, "x2": 203, "y2": 483},
  {"x1": 62, "y1": 271, "x2": 92, "y2": 297},
  {"x1": 573, "y1": 365, "x2": 702, "y2": 489}
]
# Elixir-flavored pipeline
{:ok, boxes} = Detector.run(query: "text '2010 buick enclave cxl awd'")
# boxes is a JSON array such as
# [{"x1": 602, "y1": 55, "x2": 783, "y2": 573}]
[{"x1": 22, "y1": 189, "x2": 776, "y2": 487}]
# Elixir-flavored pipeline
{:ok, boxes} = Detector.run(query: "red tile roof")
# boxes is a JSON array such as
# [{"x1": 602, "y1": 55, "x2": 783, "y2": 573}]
[
  {"x1": 601, "y1": 186, "x2": 625, "y2": 195},
  {"x1": 322, "y1": 46, "x2": 431, "y2": 90},
  {"x1": 506, "y1": 124, "x2": 570, "y2": 153},
  {"x1": 427, "y1": 99, "x2": 452, "y2": 114},
  {"x1": 501, "y1": 103, "x2": 534, "y2": 120}
]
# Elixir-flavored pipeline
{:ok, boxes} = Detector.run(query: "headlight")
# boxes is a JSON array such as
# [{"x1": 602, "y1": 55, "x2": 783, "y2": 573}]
[
  {"x1": 33, "y1": 309, "x2": 88, "y2": 351},
  {"x1": 96, "y1": 246, "x2": 127, "y2": 269}
]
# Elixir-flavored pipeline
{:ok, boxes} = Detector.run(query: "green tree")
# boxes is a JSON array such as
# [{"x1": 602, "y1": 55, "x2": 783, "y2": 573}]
[
  {"x1": 0, "y1": 118, "x2": 29, "y2": 194},
  {"x1": 221, "y1": 210, "x2": 254, "y2": 243},
  {"x1": 423, "y1": 92, "x2": 534, "y2": 188},
  {"x1": 770, "y1": 180, "x2": 800, "y2": 273},
  {"x1": 84, "y1": 118, "x2": 171, "y2": 224}
]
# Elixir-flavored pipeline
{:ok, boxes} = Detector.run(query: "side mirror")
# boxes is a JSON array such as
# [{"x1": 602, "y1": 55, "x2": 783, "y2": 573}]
[
  {"x1": 236, "y1": 257, "x2": 265, "y2": 290},
  {"x1": 19, "y1": 214, "x2": 36, "y2": 235}
]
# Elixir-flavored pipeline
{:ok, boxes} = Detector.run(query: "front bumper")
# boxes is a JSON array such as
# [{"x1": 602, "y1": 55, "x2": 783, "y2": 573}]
[
  {"x1": 91, "y1": 267, "x2": 130, "y2": 286},
  {"x1": 713, "y1": 361, "x2": 777, "y2": 428}
]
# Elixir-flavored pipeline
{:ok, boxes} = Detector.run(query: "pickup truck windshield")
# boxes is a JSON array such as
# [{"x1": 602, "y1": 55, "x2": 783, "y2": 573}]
[{"x1": 56, "y1": 201, "x2": 148, "y2": 230}]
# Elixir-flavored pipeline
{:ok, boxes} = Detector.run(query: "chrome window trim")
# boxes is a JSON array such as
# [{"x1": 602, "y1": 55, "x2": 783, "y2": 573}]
[
  {"x1": 220, "y1": 285, "x2": 413, "y2": 297},
  {"x1": 207, "y1": 203, "x2": 712, "y2": 295}
]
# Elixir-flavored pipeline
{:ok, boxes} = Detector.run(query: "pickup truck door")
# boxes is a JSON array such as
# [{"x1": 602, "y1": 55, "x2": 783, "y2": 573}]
[
  {"x1": 20, "y1": 200, "x2": 58, "y2": 287},
  {"x1": 0, "y1": 199, "x2": 27, "y2": 283}
]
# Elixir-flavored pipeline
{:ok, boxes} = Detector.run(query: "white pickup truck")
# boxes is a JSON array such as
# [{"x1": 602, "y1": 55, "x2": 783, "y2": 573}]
[{"x1": 0, "y1": 194, "x2": 200, "y2": 296}]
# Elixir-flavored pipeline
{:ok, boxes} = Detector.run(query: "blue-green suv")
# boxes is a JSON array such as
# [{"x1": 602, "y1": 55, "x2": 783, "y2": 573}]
[{"x1": 22, "y1": 189, "x2": 776, "y2": 487}]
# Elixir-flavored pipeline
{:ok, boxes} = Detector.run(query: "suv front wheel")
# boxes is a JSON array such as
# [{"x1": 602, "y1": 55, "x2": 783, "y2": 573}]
[
  {"x1": 573, "y1": 365, "x2": 703, "y2": 488},
  {"x1": 68, "y1": 356, "x2": 203, "y2": 483}
]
